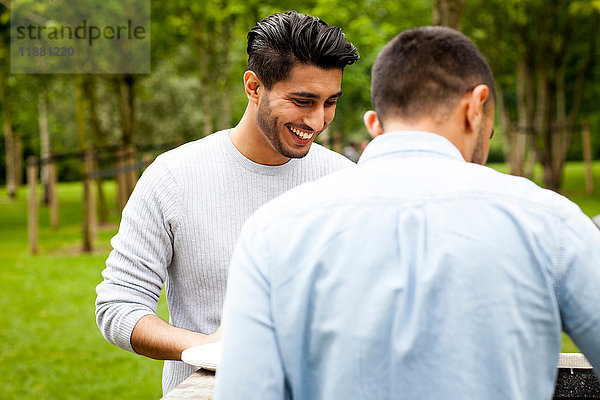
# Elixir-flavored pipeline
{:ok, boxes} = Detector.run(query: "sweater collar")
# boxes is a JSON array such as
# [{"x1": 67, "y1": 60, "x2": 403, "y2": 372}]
[{"x1": 222, "y1": 129, "x2": 302, "y2": 176}]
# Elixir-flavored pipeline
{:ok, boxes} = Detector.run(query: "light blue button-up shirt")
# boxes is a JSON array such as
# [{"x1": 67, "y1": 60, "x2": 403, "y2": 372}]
[{"x1": 216, "y1": 131, "x2": 600, "y2": 400}]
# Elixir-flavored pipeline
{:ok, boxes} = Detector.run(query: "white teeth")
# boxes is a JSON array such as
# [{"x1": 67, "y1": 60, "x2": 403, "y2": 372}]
[{"x1": 289, "y1": 126, "x2": 314, "y2": 140}]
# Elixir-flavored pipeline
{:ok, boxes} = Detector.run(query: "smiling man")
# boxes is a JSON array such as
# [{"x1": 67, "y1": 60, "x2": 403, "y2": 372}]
[
  {"x1": 95, "y1": 11, "x2": 358, "y2": 395},
  {"x1": 230, "y1": 64, "x2": 344, "y2": 164}
]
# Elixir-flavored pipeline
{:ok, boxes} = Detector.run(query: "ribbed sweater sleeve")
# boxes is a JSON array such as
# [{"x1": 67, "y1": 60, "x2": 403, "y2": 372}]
[{"x1": 95, "y1": 155, "x2": 180, "y2": 352}]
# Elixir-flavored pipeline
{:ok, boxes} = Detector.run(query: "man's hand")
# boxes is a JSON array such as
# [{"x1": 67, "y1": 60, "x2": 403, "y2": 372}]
[{"x1": 131, "y1": 314, "x2": 221, "y2": 361}]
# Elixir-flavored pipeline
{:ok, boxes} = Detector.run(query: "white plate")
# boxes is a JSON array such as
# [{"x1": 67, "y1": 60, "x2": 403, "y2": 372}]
[{"x1": 181, "y1": 342, "x2": 222, "y2": 371}]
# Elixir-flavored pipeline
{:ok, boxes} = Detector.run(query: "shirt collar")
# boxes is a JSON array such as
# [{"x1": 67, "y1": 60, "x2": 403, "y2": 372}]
[{"x1": 358, "y1": 130, "x2": 465, "y2": 164}]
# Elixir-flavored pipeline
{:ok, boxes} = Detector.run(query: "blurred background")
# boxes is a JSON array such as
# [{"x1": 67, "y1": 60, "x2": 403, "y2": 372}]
[{"x1": 1, "y1": 0, "x2": 599, "y2": 398}]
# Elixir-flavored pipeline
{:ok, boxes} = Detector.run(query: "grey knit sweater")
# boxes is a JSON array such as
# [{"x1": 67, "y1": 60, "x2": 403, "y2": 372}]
[{"x1": 95, "y1": 129, "x2": 353, "y2": 394}]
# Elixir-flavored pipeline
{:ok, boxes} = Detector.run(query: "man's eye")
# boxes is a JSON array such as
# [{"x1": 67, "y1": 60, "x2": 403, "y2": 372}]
[
  {"x1": 293, "y1": 99, "x2": 311, "y2": 106},
  {"x1": 325, "y1": 100, "x2": 338, "y2": 107}
]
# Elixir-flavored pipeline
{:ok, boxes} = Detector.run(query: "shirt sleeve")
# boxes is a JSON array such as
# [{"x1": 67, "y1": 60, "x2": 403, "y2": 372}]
[
  {"x1": 95, "y1": 156, "x2": 180, "y2": 353},
  {"x1": 558, "y1": 208, "x2": 600, "y2": 376},
  {"x1": 214, "y1": 216, "x2": 288, "y2": 400}
]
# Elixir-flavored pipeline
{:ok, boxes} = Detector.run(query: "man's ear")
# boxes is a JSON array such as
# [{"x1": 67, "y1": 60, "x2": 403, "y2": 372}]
[
  {"x1": 465, "y1": 84, "x2": 490, "y2": 134},
  {"x1": 363, "y1": 110, "x2": 384, "y2": 138},
  {"x1": 244, "y1": 71, "x2": 262, "y2": 105}
]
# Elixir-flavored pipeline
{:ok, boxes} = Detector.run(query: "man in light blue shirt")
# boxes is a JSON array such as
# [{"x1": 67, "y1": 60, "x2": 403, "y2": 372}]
[{"x1": 215, "y1": 27, "x2": 600, "y2": 399}]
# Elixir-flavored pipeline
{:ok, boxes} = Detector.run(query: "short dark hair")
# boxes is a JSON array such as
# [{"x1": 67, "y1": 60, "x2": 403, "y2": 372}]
[
  {"x1": 371, "y1": 26, "x2": 495, "y2": 123},
  {"x1": 247, "y1": 11, "x2": 359, "y2": 89}
]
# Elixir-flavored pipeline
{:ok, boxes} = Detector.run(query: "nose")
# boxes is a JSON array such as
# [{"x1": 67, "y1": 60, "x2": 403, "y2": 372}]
[{"x1": 303, "y1": 105, "x2": 328, "y2": 131}]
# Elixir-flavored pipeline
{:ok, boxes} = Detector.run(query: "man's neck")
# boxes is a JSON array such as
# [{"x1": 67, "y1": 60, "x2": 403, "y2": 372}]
[
  {"x1": 382, "y1": 119, "x2": 442, "y2": 135},
  {"x1": 382, "y1": 118, "x2": 466, "y2": 162},
  {"x1": 229, "y1": 109, "x2": 291, "y2": 166}
]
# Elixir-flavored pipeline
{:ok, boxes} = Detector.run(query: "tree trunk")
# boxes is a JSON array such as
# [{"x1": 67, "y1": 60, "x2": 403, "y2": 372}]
[
  {"x1": 48, "y1": 161, "x2": 59, "y2": 230},
  {"x1": 512, "y1": 58, "x2": 531, "y2": 176},
  {"x1": 15, "y1": 132, "x2": 23, "y2": 188},
  {"x1": 27, "y1": 157, "x2": 38, "y2": 254},
  {"x1": 582, "y1": 121, "x2": 594, "y2": 195},
  {"x1": 555, "y1": 62, "x2": 567, "y2": 161},
  {"x1": 495, "y1": 84, "x2": 512, "y2": 165},
  {"x1": 39, "y1": 87, "x2": 51, "y2": 205},
  {"x1": 76, "y1": 75, "x2": 95, "y2": 252},
  {"x1": 2, "y1": 73, "x2": 16, "y2": 198},
  {"x1": 534, "y1": 63, "x2": 559, "y2": 190},
  {"x1": 118, "y1": 75, "x2": 137, "y2": 199},
  {"x1": 433, "y1": 0, "x2": 467, "y2": 31},
  {"x1": 86, "y1": 76, "x2": 107, "y2": 223},
  {"x1": 523, "y1": 136, "x2": 536, "y2": 180},
  {"x1": 115, "y1": 147, "x2": 128, "y2": 212},
  {"x1": 119, "y1": 75, "x2": 136, "y2": 146},
  {"x1": 82, "y1": 149, "x2": 96, "y2": 252},
  {"x1": 551, "y1": 62, "x2": 568, "y2": 191}
]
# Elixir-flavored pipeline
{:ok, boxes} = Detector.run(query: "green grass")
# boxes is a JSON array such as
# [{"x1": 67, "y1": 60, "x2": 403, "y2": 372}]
[
  {"x1": 0, "y1": 181, "x2": 168, "y2": 399},
  {"x1": 1, "y1": 162, "x2": 598, "y2": 398}
]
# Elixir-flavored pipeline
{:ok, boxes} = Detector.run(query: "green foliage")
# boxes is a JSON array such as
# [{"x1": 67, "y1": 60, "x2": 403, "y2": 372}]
[
  {"x1": 570, "y1": 0, "x2": 600, "y2": 16},
  {"x1": 1, "y1": 0, "x2": 599, "y2": 189},
  {"x1": 464, "y1": 0, "x2": 600, "y2": 175},
  {"x1": 1, "y1": 0, "x2": 436, "y2": 184},
  {"x1": 136, "y1": 51, "x2": 205, "y2": 145},
  {"x1": 310, "y1": 0, "x2": 432, "y2": 140}
]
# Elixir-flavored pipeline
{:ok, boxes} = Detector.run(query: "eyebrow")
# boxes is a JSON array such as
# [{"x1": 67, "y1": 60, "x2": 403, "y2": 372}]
[{"x1": 290, "y1": 90, "x2": 343, "y2": 99}]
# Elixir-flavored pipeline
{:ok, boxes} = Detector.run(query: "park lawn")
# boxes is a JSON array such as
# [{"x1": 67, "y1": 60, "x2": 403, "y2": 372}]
[
  {"x1": 1, "y1": 161, "x2": 598, "y2": 399},
  {"x1": 0, "y1": 181, "x2": 168, "y2": 399}
]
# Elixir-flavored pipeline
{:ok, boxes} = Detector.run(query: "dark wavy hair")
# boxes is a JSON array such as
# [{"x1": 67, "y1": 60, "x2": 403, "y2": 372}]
[
  {"x1": 371, "y1": 26, "x2": 495, "y2": 123},
  {"x1": 247, "y1": 11, "x2": 359, "y2": 89}
]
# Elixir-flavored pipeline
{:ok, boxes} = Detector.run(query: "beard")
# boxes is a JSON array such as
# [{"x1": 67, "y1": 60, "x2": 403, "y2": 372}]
[{"x1": 256, "y1": 94, "x2": 312, "y2": 159}]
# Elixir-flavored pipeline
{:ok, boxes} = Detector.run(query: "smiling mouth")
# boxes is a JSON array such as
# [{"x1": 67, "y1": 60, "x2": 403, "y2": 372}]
[{"x1": 288, "y1": 125, "x2": 315, "y2": 140}]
